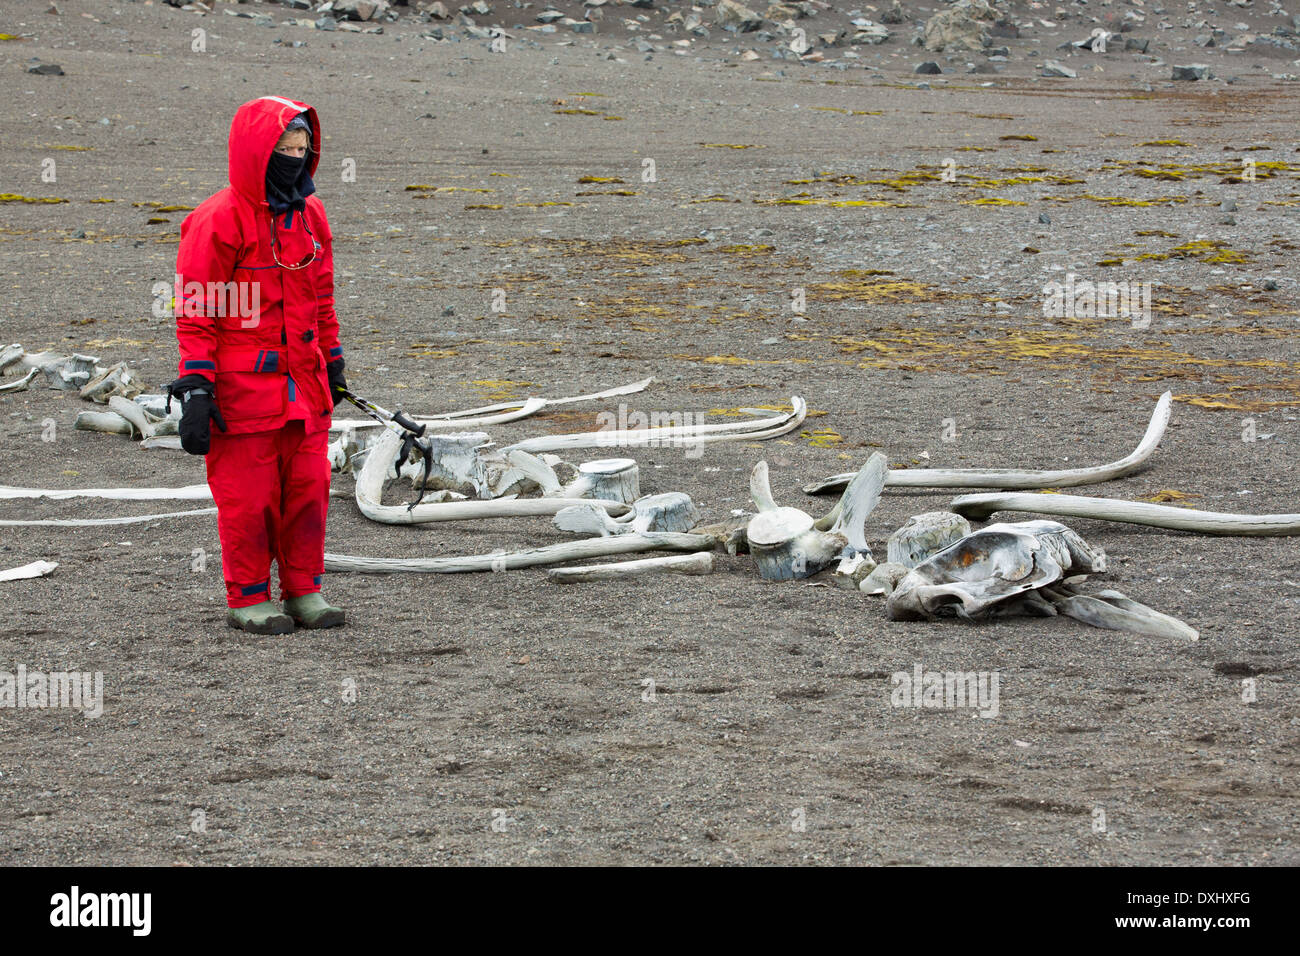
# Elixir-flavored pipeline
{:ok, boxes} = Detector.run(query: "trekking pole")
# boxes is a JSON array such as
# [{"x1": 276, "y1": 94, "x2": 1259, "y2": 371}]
[{"x1": 334, "y1": 385, "x2": 435, "y2": 509}]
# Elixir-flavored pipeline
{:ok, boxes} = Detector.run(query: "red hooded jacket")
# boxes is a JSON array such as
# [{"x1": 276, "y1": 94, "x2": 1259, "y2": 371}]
[{"x1": 174, "y1": 96, "x2": 343, "y2": 435}]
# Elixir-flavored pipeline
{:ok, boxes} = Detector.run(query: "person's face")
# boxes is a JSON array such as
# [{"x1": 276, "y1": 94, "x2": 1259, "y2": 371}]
[{"x1": 274, "y1": 129, "x2": 309, "y2": 160}]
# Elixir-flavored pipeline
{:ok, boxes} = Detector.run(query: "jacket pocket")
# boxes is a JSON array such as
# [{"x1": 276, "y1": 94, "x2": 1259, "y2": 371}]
[{"x1": 214, "y1": 348, "x2": 286, "y2": 422}]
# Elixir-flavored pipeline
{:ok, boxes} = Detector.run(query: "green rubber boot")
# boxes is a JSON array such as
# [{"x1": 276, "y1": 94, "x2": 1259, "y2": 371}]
[
  {"x1": 283, "y1": 592, "x2": 345, "y2": 629},
  {"x1": 227, "y1": 600, "x2": 295, "y2": 635}
]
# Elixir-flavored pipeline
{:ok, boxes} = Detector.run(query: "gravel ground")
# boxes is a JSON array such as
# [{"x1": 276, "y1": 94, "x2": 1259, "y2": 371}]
[{"x1": 0, "y1": 0, "x2": 1297, "y2": 865}]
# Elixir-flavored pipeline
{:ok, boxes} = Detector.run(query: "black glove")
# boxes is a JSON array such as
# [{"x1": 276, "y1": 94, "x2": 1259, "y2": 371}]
[
  {"x1": 167, "y1": 374, "x2": 227, "y2": 456},
  {"x1": 326, "y1": 358, "x2": 347, "y2": 408}
]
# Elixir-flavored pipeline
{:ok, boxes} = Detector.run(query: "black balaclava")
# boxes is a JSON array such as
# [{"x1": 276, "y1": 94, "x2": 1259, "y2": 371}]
[{"x1": 265, "y1": 112, "x2": 317, "y2": 223}]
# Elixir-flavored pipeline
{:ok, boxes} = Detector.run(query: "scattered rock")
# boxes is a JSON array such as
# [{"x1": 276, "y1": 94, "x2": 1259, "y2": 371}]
[
  {"x1": 1171, "y1": 63, "x2": 1212, "y2": 80},
  {"x1": 1042, "y1": 59, "x2": 1077, "y2": 77},
  {"x1": 923, "y1": 0, "x2": 1000, "y2": 53},
  {"x1": 850, "y1": 24, "x2": 891, "y2": 45},
  {"x1": 716, "y1": 0, "x2": 764, "y2": 33},
  {"x1": 914, "y1": 60, "x2": 943, "y2": 74},
  {"x1": 335, "y1": 0, "x2": 389, "y2": 21},
  {"x1": 881, "y1": 1, "x2": 905, "y2": 25}
]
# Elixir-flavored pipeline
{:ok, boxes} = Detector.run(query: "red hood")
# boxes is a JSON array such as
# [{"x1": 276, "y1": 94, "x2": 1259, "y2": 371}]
[{"x1": 227, "y1": 95, "x2": 321, "y2": 206}]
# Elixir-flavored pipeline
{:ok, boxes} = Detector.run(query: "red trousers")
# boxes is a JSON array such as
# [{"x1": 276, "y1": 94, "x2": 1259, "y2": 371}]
[{"x1": 205, "y1": 420, "x2": 331, "y2": 608}]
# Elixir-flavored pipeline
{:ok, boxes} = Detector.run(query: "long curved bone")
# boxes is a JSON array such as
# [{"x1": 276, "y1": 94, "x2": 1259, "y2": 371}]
[
  {"x1": 328, "y1": 377, "x2": 654, "y2": 432},
  {"x1": 0, "y1": 367, "x2": 38, "y2": 393},
  {"x1": 325, "y1": 531, "x2": 714, "y2": 573},
  {"x1": 805, "y1": 392, "x2": 1172, "y2": 494},
  {"x1": 331, "y1": 397, "x2": 548, "y2": 434},
  {"x1": 950, "y1": 491, "x2": 1300, "y2": 536},
  {"x1": 504, "y1": 397, "x2": 808, "y2": 454},
  {"x1": 354, "y1": 426, "x2": 631, "y2": 524},
  {"x1": 1041, "y1": 585, "x2": 1198, "y2": 641},
  {"x1": 0, "y1": 507, "x2": 217, "y2": 527},
  {"x1": 423, "y1": 376, "x2": 654, "y2": 420},
  {"x1": 548, "y1": 551, "x2": 714, "y2": 583},
  {"x1": 0, "y1": 483, "x2": 212, "y2": 501}
]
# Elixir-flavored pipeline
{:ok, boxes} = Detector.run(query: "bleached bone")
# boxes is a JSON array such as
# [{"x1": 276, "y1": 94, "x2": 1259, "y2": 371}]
[
  {"x1": 0, "y1": 507, "x2": 217, "y2": 527},
  {"x1": 427, "y1": 377, "x2": 654, "y2": 420},
  {"x1": 75, "y1": 405, "x2": 179, "y2": 439},
  {"x1": 747, "y1": 461, "x2": 840, "y2": 580},
  {"x1": 887, "y1": 512, "x2": 972, "y2": 568},
  {"x1": 501, "y1": 449, "x2": 563, "y2": 496},
  {"x1": 887, "y1": 520, "x2": 1107, "y2": 621},
  {"x1": 0, "y1": 560, "x2": 58, "y2": 582},
  {"x1": 328, "y1": 377, "x2": 653, "y2": 433},
  {"x1": 1040, "y1": 585, "x2": 1198, "y2": 641},
  {"x1": 325, "y1": 530, "x2": 714, "y2": 574},
  {"x1": 327, "y1": 428, "x2": 357, "y2": 473},
  {"x1": 750, "y1": 460, "x2": 781, "y2": 514},
  {"x1": 141, "y1": 436, "x2": 183, "y2": 451},
  {"x1": 749, "y1": 508, "x2": 848, "y2": 581},
  {"x1": 0, "y1": 483, "x2": 211, "y2": 501},
  {"x1": 407, "y1": 431, "x2": 489, "y2": 495},
  {"x1": 133, "y1": 393, "x2": 171, "y2": 418},
  {"x1": 805, "y1": 392, "x2": 1172, "y2": 494},
  {"x1": 553, "y1": 492, "x2": 699, "y2": 537},
  {"x1": 504, "y1": 396, "x2": 808, "y2": 454},
  {"x1": 392, "y1": 435, "x2": 556, "y2": 499},
  {"x1": 107, "y1": 395, "x2": 158, "y2": 439},
  {"x1": 23, "y1": 351, "x2": 100, "y2": 390},
  {"x1": 564, "y1": 458, "x2": 640, "y2": 503},
  {"x1": 355, "y1": 426, "x2": 631, "y2": 524},
  {"x1": 331, "y1": 397, "x2": 548, "y2": 435},
  {"x1": 825, "y1": 452, "x2": 888, "y2": 574},
  {"x1": 861, "y1": 561, "x2": 908, "y2": 596},
  {"x1": 950, "y1": 492, "x2": 1300, "y2": 536},
  {"x1": 0, "y1": 367, "x2": 38, "y2": 393},
  {"x1": 0, "y1": 344, "x2": 25, "y2": 373},
  {"x1": 553, "y1": 503, "x2": 624, "y2": 537},
  {"x1": 687, "y1": 513, "x2": 751, "y2": 555},
  {"x1": 748, "y1": 455, "x2": 888, "y2": 581},
  {"x1": 624, "y1": 492, "x2": 699, "y2": 533},
  {"x1": 548, "y1": 551, "x2": 714, "y2": 583},
  {"x1": 75, "y1": 410, "x2": 133, "y2": 435},
  {"x1": 494, "y1": 451, "x2": 642, "y2": 503},
  {"x1": 80, "y1": 362, "x2": 143, "y2": 404}
]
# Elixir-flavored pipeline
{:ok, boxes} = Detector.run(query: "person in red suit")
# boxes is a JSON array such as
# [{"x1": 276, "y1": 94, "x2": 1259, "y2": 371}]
[{"x1": 168, "y1": 96, "x2": 347, "y2": 634}]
